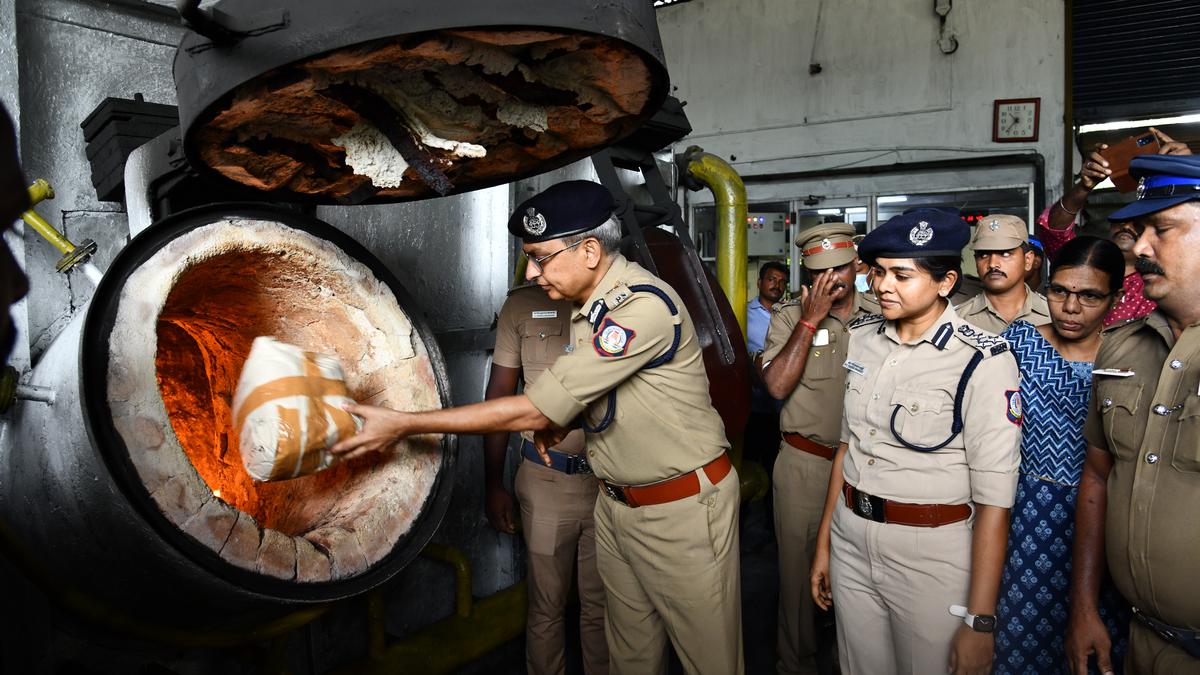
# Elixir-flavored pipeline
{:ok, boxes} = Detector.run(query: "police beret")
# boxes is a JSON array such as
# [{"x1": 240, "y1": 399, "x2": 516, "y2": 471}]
[
  {"x1": 857, "y1": 208, "x2": 969, "y2": 265},
  {"x1": 796, "y1": 222, "x2": 857, "y2": 270},
  {"x1": 507, "y1": 180, "x2": 616, "y2": 243},
  {"x1": 1108, "y1": 154, "x2": 1200, "y2": 222}
]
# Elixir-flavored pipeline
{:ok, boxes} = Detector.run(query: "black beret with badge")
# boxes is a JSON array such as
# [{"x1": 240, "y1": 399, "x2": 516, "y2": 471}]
[
  {"x1": 856, "y1": 208, "x2": 970, "y2": 265},
  {"x1": 507, "y1": 179, "x2": 616, "y2": 243}
]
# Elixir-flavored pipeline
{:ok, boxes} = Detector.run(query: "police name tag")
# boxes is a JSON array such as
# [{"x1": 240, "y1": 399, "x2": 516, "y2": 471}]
[
  {"x1": 813, "y1": 328, "x2": 830, "y2": 347},
  {"x1": 843, "y1": 359, "x2": 867, "y2": 375},
  {"x1": 531, "y1": 310, "x2": 558, "y2": 319},
  {"x1": 1093, "y1": 368, "x2": 1135, "y2": 378}
]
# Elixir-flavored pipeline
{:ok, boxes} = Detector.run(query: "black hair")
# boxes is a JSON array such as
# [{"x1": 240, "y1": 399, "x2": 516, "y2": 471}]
[
  {"x1": 759, "y1": 261, "x2": 789, "y2": 280},
  {"x1": 912, "y1": 255, "x2": 963, "y2": 296},
  {"x1": 1050, "y1": 235, "x2": 1124, "y2": 294}
]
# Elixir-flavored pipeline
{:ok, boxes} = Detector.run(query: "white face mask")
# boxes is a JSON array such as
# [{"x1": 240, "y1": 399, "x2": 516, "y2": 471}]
[{"x1": 855, "y1": 273, "x2": 870, "y2": 293}]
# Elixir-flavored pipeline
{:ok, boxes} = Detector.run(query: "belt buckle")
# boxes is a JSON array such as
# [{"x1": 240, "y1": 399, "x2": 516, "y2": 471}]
[
  {"x1": 603, "y1": 482, "x2": 628, "y2": 505},
  {"x1": 853, "y1": 489, "x2": 886, "y2": 523},
  {"x1": 570, "y1": 454, "x2": 593, "y2": 476}
]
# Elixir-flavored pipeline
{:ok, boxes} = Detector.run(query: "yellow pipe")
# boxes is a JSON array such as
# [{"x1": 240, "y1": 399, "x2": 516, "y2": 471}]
[
  {"x1": 27, "y1": 178, "x2": 53, "y2": 207},
  {"x1": 685, "y1": 148, "x2": 748, "y2": 334},
  {"x1": 21, "y1": 208, "x2": 75, "y2": 255},
  {"x1": 421, "y1": 543, "x2": 473, "y2": 618}
]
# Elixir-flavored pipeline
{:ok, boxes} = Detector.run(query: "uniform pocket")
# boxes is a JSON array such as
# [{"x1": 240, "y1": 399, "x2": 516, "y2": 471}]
[
  {"x1": 1095, "y1": 380, "x2": 1143, "y2": 461},
  {"x1": 521, "y1": 320, "x2": 567, "y2": 366},
  {"x1": 1171, "y1": 396, "x2": 1200, "y2": 473},
  {"x1": 888, "y1": 387, "x2": 953, "y2": 448},
  {"x1": 805, "y1": 332, "x2": 840, "y2": 382}
]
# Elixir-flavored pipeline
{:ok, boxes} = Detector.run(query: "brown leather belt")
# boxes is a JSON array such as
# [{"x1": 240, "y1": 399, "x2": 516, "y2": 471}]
[
  {"x1": 842, "y1": 484, "x2": 971, "y2": 527},
  {"x1": 601, "y1": 454, "x2": 732, "y2": 508},
  {"x1": 783, "y1": 433, "x2": 836, "y2": 460}
]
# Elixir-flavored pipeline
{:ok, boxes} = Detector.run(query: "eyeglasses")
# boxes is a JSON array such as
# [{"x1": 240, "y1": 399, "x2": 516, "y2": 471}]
[
  {"x1": 1046, "y1": 283, "x2": 1113, "y2": 308},
  {"x1": 526, "y1": 239, "x2": 585, "y2": 273}
]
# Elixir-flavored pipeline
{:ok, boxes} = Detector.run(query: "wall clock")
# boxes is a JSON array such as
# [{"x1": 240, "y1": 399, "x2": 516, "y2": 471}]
[{"x1": 992, "y1": 98, "x2": 1040, "y2": 142}]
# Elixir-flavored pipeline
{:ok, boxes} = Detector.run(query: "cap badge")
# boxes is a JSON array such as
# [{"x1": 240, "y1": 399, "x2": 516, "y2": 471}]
[
  {"x1": 1136, "y1": 177, "x2": 1147, "y2": 200},
  {"x1": 820, "y1": 238, "x2": 833, "y2": 251},
  {"x1": 523, "y1": 207, "x2": 547, "y2": 236},
  {"x1": 909, "y1": 220, "x2": 934, "y2": 246},
  {"x1": 988, "y1": 219, "x2": 1000, "y2": 231}
]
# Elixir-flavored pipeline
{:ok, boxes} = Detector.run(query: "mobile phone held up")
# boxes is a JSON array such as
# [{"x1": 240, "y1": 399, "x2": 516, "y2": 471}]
[{"x1": 1102, "y1": 131, "x2": 1159, "y2": 193}]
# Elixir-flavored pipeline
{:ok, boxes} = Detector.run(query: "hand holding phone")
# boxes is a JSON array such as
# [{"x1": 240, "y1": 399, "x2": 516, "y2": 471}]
[{"x1": 1101, "y1": 131, "x2": 1159, "y2": 193}]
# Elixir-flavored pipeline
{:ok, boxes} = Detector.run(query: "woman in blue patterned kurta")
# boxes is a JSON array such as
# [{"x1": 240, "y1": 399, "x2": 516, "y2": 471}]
[{"x1": 994, "y1": 236, "x2": 1130, "y2": 674}]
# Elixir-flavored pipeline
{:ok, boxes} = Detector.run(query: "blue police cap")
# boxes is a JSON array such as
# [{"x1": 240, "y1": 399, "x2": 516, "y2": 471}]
[
  {"x1": 1028, "y1": 237, "x2": 1045, "y2": 255},
  {"x1": 856, "y1": 208, "x2": 969, "y2": 265},
  {"x1": 1108, "y1": 154, "x2": 1200, "y2": 222},
  {"x1": 507, "y1": 180, "x2": 615, "y2": 243}
]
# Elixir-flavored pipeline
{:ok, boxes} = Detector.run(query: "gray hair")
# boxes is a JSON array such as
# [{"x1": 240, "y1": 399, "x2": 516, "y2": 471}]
[{"x1": 562, "y1": 214, "x2": 623, "y2": 254}]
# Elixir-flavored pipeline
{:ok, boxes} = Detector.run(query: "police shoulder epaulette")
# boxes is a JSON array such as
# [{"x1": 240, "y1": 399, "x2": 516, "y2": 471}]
[
  {"x1": 773, "y1": 299, "x2": 803, "y2": 313},
  {"x1": 848, "y1": 313, "x2": 885, "y2": 330},
  {"x1": 954, "y1": 323, "x2": 1009, "y2": 357},
  {"x1": 506, "y1": 282, "x2": 538, "y2": 296},
  {"x1": 1100, "y1": 315, "x2": 1148, "y2": 336},
  {"x1": 603, "y1": 282, "x2": 635, "y2": 310}
]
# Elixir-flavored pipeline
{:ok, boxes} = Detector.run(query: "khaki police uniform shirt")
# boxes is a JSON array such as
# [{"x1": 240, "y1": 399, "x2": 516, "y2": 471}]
[
  {"x1": 493, "y1": 285, "x2": 585, "y2": 454},
  {"x1": 761, "y1": 292, "x2": 876, "y2": 447},
  {"x1": 955, "y1": 285, "x2": 1051, "y2": 334},
  {"x1": 525, "y1": 254, "x2": 729, "y2": 485},
  {"x1": 840, "y1": 302, "x2": 1021, "y2": 507},
  {"x1": 1083, "y1": 311, "x2": 1200, "y2": 629}
]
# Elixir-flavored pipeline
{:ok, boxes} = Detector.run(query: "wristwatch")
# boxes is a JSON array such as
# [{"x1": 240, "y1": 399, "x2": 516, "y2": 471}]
[{"x1": 949, "y1": 605, "x2": 996, "y2": 633}]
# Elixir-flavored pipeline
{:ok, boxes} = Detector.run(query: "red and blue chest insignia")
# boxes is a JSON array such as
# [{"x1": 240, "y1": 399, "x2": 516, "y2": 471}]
[
  {"x1": 1005, "y1": 389, "x2": 1023, "y2": 426},
  {"x1": 593, "y1": 317, "x2": 636, "y2": 357}
]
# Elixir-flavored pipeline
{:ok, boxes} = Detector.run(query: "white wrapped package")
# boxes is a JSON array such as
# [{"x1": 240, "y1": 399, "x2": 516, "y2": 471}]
[{"x1": 233, "y1": 336, "x2": 362, "y2": 482}]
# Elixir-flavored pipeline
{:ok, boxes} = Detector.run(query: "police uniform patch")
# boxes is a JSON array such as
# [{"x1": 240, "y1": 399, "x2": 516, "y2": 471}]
[
  {"x1": 1005, "y1": 389, "x2": 1023, "y2": 426},
  {"x1": 523, "y1": 207, "x2": 547, "y2": 236},
  {"x1": 593, "y1": 317, "x2": 636, "y2": 357}
]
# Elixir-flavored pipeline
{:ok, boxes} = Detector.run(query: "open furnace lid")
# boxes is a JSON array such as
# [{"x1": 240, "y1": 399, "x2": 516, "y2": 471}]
[{"x1": 173, "y1": 0, "x2": 670, "y2": 204}]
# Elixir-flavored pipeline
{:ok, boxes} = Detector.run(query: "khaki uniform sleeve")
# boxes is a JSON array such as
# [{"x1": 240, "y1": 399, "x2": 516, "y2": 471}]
[
  {"x1": 492, "y1": 296, "x2": 523, "y2": 369},
  {"x1": 525, "y1": 294, "x2": 674, "y2": 427},
  {"x1": 961, "y1": 351, "x2": 1021, "y2": 508},
  {"x1": 761, "y1": 307, "x2": 798, "y2": 363},
  {"x1": 1082, "y1": 386, "x2": 1108, "y2": 451}
]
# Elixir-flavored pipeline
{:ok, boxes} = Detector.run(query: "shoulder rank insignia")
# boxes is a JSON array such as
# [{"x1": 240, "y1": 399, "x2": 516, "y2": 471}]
[
  {"x1": 848, "y1": 313, "x2": 885, "y2": 330},
  {"x1": 593, "y1": 317, "x2": 635, "y2": 357},
  {"x1": 955, "y1": 323, "x2": 1009, "y2": 355}
]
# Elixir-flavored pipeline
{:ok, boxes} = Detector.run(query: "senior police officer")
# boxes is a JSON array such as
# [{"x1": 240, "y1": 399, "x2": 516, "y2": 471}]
[
  {"x1": 333, "y1": 180, "x2": 743, "y2": 675},
  {"x1": 484, "y1": 282, "x2": 608, "y2": 675},
  {"x1": 809, "y1": 209, "x2": 1021, "y2": 675},
  {"x1": 1067, "y1": 154, "x2": 1200, "y2": 675},
  {"x1": 956, "y1": 214, "x2": 1050, "y2": 333},
  {"x1": 757, "y1": 223, "x2": 875, "y2": 675}
]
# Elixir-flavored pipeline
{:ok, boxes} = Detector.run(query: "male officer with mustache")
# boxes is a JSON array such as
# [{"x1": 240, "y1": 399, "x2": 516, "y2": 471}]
[
  {"x1": 956, "y1": 214, "x2": 1050, "y2": 333},
  {"x1": 1067, "y1": 154, "x2": 1200, "y2": 674}
]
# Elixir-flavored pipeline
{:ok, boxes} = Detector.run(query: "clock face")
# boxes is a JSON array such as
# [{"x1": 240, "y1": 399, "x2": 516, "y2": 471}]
[{"x1": 994, "y1": 99, "x2": 1039, "y2": 142}]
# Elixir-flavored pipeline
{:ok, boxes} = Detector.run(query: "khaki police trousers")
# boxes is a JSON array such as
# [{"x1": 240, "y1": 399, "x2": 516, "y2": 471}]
[
  {"x1": 593, "y1": 467, "x2": 744, "y2": 675},
  {"x1": 515, "y1": 461, "x2": 609, "y2": 675},
  {"x1": 773, "y1": 445, "x2": 832, "y2": 675},
  {"x1": 829, "y1": 499, "x2": 972, "y2": 675},
  {"x1": 1127, "y1": 619, "x2": 1200, "y2": 674}
]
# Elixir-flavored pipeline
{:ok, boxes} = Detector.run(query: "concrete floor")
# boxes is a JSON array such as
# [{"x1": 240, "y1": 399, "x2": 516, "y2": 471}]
[{"x1": 459, "y1": 497, "x2": 836, "y2": 675}]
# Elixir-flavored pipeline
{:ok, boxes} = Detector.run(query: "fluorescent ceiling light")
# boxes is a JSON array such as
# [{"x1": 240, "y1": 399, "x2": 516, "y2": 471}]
[
  {"x1": 845, "y1": 207, "x2": 867, "y2": 214},
  {"x1": 878, "y1": 195, "x2": 908, "y2": 204},
  {"x1": 816, "y1": 208, "x2": 842, "y2": 215},
  {"x1": 1079, "y1": 113, "x2": 1200, "y2": 133}
]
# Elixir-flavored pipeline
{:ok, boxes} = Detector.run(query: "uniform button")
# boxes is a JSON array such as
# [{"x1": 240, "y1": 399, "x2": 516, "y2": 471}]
[
  {"x1": 1171, "y1": 359, "x2": 1183, "y2": 369},
  {"x1": 538, "y1": 332, "x2": 547, "y2": 340},
  {"x1": 890, "y1": 360, "x2": 898, "y2": 367},
  {"x1": 1103, "y1": 398, "x2": 1113, "y2": 407},
  {"x1": 589, "y1": 450, "x2": 596, "y2": 457},
  {"x1": 1153, "y1": 404, "x2": 1170, "y2": 416},
  {"x1": 872, "y1": 393, "x2": 880, "y2": 400},
  {"x1": 910, "y1": 403, "x2": 920, "y2": 412},
  {"x1": 868, "y1": 429, "x2": 877, "y2": 436},
  {"x1": 867, "y1": 459, "x2": 876, "y2": 466},
  {"x1": 1146, "y1": 453, "x2": 1159, "y2": 464}
]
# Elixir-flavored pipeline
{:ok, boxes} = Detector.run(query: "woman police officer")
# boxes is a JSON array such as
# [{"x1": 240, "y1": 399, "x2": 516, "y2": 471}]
[{"x1": 809, "y1": 209, "x2": 1022, "y2": 675}]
